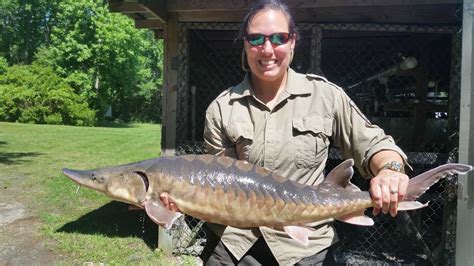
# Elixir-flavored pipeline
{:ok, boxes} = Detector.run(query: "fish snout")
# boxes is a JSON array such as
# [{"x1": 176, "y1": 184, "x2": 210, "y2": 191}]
[
  {"x1": 62, "y1": 168, "x2": 81, "y2": 181},
  {"x1": 62, "y1": 168, "x2": 106, "y2": 186}
]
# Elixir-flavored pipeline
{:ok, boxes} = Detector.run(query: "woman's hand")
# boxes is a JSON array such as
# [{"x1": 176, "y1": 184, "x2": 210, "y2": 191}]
[
  {"x1": 369, "y1": 169, "x2": 409, "y2": 217},
  {"x1": 159, "y1": 192, "x2": 181, "y2": 212}
]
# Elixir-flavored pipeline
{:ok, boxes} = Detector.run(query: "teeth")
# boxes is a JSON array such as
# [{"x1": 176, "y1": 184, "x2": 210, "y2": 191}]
[{"x1": 260, "y1": 60, "x2": 276, "y2": 65}]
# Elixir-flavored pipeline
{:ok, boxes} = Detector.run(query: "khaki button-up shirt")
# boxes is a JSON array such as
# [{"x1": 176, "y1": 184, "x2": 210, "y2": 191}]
[{"x1": 203, "y1": 68, "x2": 407, "y2": 265}]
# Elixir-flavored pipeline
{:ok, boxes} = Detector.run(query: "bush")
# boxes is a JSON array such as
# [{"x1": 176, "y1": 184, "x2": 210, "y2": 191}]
[
  {"x1": 0, "y1": 56, "x2": 7, "y2": 74},
  {"x1": 0, "y1": 63, "x2": 95, "y2": 126}
]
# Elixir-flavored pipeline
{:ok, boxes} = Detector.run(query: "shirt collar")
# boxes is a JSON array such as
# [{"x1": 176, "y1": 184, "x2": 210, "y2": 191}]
[
  {"x1": 229, "y1": 74, "x2": 252, "y2": 100},
  {"x1": 285, "y1": 68, "x2": 313, "y2": 95},
  {"x1": 229, "y1": 68, "x2": 312, "y2": 100}
]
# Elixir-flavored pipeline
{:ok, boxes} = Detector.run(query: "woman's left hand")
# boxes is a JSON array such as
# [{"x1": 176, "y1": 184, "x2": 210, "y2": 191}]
[{"x1": 369, "y1": 169, "x2": 409, "y2": 217}]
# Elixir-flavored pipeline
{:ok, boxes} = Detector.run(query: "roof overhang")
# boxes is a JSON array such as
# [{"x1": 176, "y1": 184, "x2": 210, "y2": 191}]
[{"x1": 108, "y1": 0, "x2": 463, "y2": 33}]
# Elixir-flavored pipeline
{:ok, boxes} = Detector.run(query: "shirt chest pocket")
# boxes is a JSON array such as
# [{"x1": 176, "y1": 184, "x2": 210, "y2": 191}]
[
  {"x1": 226, "y1": 122, "x2": 254, "y2": 161},
  {"x1": 292, "y1": 115, "x2": 332, "y2": 168}
]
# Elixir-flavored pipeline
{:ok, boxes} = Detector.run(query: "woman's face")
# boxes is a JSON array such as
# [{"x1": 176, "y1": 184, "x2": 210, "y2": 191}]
[{"x1": 245, "y1": 9, "x2": 295, "y2": 84}]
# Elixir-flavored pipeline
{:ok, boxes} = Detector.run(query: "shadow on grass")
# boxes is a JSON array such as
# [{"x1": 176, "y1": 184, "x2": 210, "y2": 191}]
[
  {"x1": 96, "y1": 121, "x2": 136, "y2": 128},
  {"x1": 0, "y1": 151, "x2": 44, "y2": 165},
  {"x1": 57, "y1": 201, "x2": 158, "y2": 249}
]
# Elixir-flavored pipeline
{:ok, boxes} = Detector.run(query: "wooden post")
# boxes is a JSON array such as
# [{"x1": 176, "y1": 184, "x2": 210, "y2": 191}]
[
  {"x1": 158, "y1": 12, "x2": 180, "y2": 255},
  {"x1": 456, "y1": 1, "x2": 474, "y2": 265},
  {"x1": 161, "y1": 13, "x2": 178, "y2": 157}
]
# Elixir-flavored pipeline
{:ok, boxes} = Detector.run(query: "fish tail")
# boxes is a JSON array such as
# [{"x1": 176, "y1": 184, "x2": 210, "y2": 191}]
[
  {"x1": 396, "y1": 163, "x2": 473, "y2": 211},
  {"x1": 405, "y1": 163, "x2": 472, "y2": 201}
]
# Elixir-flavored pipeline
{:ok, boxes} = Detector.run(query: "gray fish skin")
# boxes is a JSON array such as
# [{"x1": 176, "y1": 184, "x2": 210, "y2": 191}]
[
  {"x1": 149, "y1": 155, "x2": 371, "y2": 228},
  {"x1": 62, "y1": 154, "x2": 473, "y2": 230}
]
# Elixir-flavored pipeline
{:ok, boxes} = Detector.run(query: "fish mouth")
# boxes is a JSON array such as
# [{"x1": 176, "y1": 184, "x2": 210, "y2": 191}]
[{"x1": 134, "y1": 171, "x2": 149, "y2": 192}]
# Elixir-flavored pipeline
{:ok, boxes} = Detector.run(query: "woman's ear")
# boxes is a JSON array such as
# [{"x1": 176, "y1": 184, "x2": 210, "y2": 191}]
[{"x1": 291, "y1": 33, "x2": 296, "y2": 49}]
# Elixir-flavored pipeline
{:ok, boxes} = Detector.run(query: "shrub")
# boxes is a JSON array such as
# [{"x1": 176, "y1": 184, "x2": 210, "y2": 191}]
[
  {"x1": 0, "y1": 63, "x2": 95, "y2": 126},
  {"x1": 0, "y1": 56, "x2": 7, "y2": 74}
]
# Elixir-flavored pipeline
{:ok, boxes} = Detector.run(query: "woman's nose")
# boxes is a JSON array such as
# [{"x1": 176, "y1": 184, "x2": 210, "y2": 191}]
[{"x1": 262, "y1": 39, "x2": 274, "y2": 54}]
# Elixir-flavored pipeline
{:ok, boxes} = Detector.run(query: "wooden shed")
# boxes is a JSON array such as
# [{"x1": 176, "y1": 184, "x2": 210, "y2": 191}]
[{"x1": 109, "y1": 0, "x2": 474, "y2": 264}]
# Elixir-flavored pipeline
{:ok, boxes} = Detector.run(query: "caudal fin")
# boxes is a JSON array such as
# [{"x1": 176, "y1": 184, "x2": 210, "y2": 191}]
[{"x1": 405, "y1": 163, "x2": 472, "y2": 201}]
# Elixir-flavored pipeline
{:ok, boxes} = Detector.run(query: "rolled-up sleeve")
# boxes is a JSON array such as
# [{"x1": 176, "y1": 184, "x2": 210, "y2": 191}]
[{"x1": 331, "y1": 88, "x2": 409, "y2": 178}]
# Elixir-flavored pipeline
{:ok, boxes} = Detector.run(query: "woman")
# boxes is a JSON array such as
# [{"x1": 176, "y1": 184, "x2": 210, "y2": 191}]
[{"x1": 200, "y1": 0, "x2": 410, "y2": 265}]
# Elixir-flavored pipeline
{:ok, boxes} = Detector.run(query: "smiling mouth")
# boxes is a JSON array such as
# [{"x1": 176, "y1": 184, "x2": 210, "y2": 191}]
[{"x1": 259, "y1": 59, "x2": 277, "y2": 66}]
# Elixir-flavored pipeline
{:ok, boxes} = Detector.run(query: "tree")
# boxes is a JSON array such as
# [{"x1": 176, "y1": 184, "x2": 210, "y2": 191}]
[
  {"x1": 43, "y1": 0, "x2": 163, "y2": 122},
  {"x1": 0, "y1": 0, "x2": 163, "y2": 124},
  {"x1": 0, "y1": 0, "x2": 59, "y2": 64}
]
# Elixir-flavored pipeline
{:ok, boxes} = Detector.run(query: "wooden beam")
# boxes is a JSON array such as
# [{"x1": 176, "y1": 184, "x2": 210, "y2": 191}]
[
  {"x1": 178, "y1": 4, "x2": 461, "y2": 25},
  {"x1": 109, "y1": 2, "x2": 150, "y2": 13},
  {"x1": 169, "y1": 0, "x2": 461, "y2": 12},
  {"x1": 456, "y1": 0, "x2": 474, "y2": 265},
  {"x1": 179, "y1": 10, "x2": 246, "y2": 22},
  {"x1": 294, "y1": 4, "x2": 461, "y2": 24},
  {"x1": 141, "y1": 0, "x2": 167, "y2": 23},
  {"x1": 135, "y1": 19, "x2": 164, "y2": 29},
  {"x1": 108, "y1": 0, "x2": 167, "y2": 23},
  {"x1": 162, "y1": 12, "x2": 179, "y2": 157}
]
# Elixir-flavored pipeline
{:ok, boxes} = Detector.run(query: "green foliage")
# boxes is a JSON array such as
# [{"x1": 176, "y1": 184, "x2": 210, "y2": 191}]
[
  {"x1": 0, "y1": 56, "x2": 7, "y2": 74},
  {"x1": 45, "y1": 0, "x2": 163, "y2": 123},
  {"x1": 0, "y1": 0, "x2": 163, "y2": 125},
  {"x1": 0, "y1": 63, "x2": 95, "y2": 125},
  {"x1": 0, "y1": 0, "x2": 59, "y2": 64}
]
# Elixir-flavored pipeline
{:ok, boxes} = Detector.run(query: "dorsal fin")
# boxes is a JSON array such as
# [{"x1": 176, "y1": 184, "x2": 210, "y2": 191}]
[{"x1": 323, "y1": 159, "x2": 355, "y2": 188}]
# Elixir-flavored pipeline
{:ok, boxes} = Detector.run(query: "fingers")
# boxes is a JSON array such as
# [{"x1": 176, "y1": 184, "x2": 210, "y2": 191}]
[
  {"x1": 389, "y1": 186, "x2": 399, "y2": 217},
  {"x1": 370, "y1": 176, "x2": 391, "y2": 215},
  {"x1": 390, "y1": 174, "x2": 409, "y2": 217},
  {"x1": 159, "y1": 192, "x2": 180, "y2": 212},
  {"x1": 169, "y1": 202, "x2": 178, "y2": 212},
  {"x1": 370, "y1": 180, "x2": 382, "y2": 216},
  {"x1": 381, "y1": 184, "x2": 391, "y2": 215},
  {"x1": 370, "y1": 171, "x2": 409, "y2": 217}
]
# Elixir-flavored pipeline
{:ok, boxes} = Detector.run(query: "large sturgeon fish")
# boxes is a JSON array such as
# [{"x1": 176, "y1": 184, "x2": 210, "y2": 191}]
[{"x1": 63, "y1": 154, "x2": 472, "y2": 246}]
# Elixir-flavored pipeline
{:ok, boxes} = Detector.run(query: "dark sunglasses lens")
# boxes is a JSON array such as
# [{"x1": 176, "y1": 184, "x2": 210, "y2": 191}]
[
  {"x1": 246, "y1": 33, "x2": 291, "y2": 46},
  {"x1": 270, "y1": 33, "x2": 290, "y2": 45},
  {"x1": 247, "y1": 34, "x2": 265, "y2": 46}
]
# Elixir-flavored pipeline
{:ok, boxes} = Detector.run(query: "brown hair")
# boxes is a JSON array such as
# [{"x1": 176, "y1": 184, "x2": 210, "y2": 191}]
[{"x1": 236, "y1": 0, "x2": 298, "y2": 40}]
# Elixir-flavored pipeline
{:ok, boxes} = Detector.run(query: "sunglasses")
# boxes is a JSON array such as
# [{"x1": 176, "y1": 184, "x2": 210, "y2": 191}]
[{"x1": 245, "y1": 32, "x2": 293, "y2": 46}]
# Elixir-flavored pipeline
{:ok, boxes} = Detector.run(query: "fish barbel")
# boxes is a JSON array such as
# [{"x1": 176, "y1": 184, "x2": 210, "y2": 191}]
[{"x1": 62, "y1": 154, "x2": 472, "y2": 245}]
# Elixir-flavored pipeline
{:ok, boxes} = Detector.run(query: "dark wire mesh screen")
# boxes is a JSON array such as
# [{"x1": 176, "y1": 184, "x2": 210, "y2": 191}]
[
  {"x1": 172, "y1": 22, "x2": 461, "y2": 264},
  {"x1": 321, "y1": 31, "x2": 452, "y2": 151}
]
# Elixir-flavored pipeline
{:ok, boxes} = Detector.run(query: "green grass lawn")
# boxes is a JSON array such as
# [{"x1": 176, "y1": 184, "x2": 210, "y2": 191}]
[{"x1": 0, "y1": 122, "x2": 193, "y2": 264}]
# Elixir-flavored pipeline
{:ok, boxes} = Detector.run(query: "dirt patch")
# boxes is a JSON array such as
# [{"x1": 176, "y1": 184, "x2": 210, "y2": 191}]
[
  {"x1": 0, "y1": 200, "x2": 62, "y2": 265},
  {"x1": 0, "y1": 202, "x2": 29, "y2": 227},
  {"x1": 0, "y1": 216, "x2": 62, "y2": 265}
]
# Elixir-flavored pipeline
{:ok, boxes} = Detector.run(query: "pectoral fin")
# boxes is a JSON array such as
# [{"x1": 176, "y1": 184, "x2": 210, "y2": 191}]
[
  {"x1": 337, "y1": 211, "x2": 374, "y2": 226},
  {"x1": 144, "y1": 199, "x2": 182, "y2": 230},
  {"x1": 283, "y1": 225, "x2": 315, "y2": 246}
]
